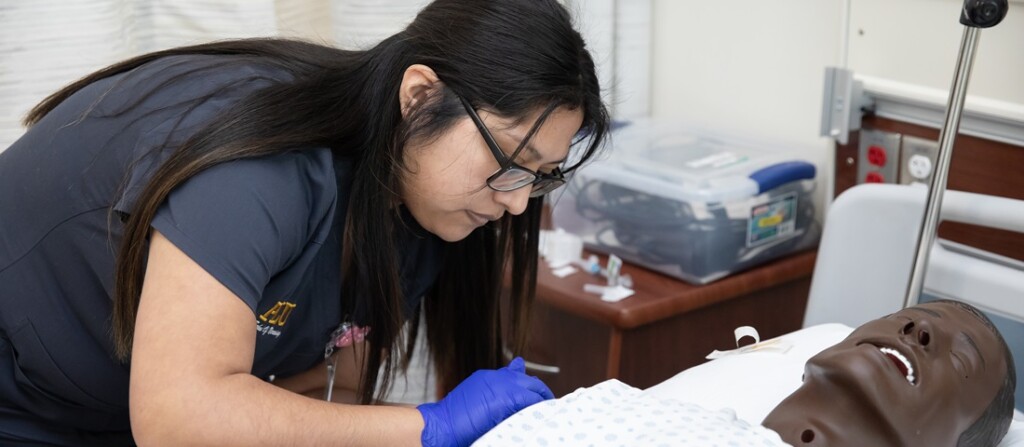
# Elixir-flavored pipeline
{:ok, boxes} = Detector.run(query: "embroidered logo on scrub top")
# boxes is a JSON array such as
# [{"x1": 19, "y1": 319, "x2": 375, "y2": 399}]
[{"x1": 256, "y1": 301, "x2": 297, "y2": 338}]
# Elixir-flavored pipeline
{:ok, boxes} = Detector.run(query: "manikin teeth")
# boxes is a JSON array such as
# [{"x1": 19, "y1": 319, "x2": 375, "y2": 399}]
[{"x1": 878, "y1": 347, "x2": 915, "y2": 384}]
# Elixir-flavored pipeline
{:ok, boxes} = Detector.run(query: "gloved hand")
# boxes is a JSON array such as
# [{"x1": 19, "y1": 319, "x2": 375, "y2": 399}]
[{"x1": 417, "y1": 357, "x2": 554, "y2": 447}]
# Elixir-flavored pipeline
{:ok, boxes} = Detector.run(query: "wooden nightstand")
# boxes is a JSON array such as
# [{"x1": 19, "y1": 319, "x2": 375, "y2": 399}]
[{"x1": 519, "y1": 250, "x2": 817, "y2": 396}]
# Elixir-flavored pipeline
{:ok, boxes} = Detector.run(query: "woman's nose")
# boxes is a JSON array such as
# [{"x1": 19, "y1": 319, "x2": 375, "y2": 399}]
[{"x1": 495, "y1": 186, "x2": 532, "y2": 216}]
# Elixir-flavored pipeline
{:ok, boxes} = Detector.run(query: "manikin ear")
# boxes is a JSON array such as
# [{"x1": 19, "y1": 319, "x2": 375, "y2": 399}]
[{"x1": 399, "y1": 64, "x2": 441, "y2": 119}]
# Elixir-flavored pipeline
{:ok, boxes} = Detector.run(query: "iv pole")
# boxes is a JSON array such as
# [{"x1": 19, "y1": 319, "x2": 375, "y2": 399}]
[{"x1": 903, "y1": 0, "x2": 1009, "y2": 309}]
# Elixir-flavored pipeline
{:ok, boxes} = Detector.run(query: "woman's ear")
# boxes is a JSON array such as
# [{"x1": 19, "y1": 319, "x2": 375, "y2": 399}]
[{"x1": 399, "y1": 64, "x2": 441, "y2": 118}]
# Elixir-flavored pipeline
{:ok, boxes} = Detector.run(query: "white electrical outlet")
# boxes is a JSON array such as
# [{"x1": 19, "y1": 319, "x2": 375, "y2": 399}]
[
  {"x1": 899, "y1": 136, "x2": 939, "y2": 185},
  {"x1": 907, "y1": 154, "x2": 933, "y2": 180}
]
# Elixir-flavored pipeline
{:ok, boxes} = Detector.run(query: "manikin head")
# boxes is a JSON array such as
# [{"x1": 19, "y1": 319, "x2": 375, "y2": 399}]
[{"x1": 763, "y1": 300, "x2": 1016, "y2": 447}]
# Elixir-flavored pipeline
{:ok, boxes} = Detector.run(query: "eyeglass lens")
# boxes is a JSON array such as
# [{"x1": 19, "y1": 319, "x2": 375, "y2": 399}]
[
  {"x1": 529, "y1": 178, "x2": 564, "y2": 197},
  {"x1": 489, "y1": 168, "x2": 536, "y2": 191},
  {"x1": 489, "y1": 168, "x2": 565, "y2": 197}
]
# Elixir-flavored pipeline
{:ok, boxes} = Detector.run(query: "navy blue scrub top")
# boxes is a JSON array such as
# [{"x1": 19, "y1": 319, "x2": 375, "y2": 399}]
[{"x1": 0, "y1": 54, "x2": 443, "y2": 439}]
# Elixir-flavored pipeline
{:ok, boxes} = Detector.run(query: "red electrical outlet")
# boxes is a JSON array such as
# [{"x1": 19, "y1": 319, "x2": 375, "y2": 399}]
[
  {"x1": 858, "y1": 130, "x2": 901, "y2": 185},
  {"x1": 867, "y1": 145, "x2": 887, "y2": 167}
]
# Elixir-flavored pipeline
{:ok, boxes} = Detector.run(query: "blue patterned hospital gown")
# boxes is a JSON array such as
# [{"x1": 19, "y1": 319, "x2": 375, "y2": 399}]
[{"x1": 473, "y1": 379, "x2": 790, "y2": 447}]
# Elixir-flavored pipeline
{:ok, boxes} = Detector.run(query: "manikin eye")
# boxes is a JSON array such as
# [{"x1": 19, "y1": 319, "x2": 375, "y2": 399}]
[{"x1": 952, "y1": 352, "x2": 969, "y2": 379}]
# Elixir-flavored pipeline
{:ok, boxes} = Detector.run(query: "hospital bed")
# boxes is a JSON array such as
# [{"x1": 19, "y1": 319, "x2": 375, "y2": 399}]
[
  {"x1": 650, "y1": 183, "x2": 1024, "y2": 444},
  {"x1": 478, "y1": 183, "x2": 1024, "y2": 446}
]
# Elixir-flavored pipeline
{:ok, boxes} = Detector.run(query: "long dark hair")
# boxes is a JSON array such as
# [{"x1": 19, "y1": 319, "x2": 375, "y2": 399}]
[{"x1": 25, "y1": 0, "x2": 609, "y2": 403}]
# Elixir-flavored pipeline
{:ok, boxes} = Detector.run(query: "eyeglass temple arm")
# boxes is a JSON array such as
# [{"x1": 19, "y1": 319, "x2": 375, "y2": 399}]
[{"x1": 458, "y1": 96, "x2": 511, "y2": 166}]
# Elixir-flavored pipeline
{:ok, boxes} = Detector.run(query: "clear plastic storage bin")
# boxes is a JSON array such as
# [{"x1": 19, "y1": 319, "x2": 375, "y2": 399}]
[{"x1": 551, "y1": 121, "x2": 821, "y2": 285}]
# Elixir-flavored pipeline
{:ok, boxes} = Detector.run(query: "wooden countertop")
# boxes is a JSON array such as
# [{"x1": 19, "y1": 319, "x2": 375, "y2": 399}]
[{"x1": 535, "y1": 250, "x2": 818, "y2": 330}]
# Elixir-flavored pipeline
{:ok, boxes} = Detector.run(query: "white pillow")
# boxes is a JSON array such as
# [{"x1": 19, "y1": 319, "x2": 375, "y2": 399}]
[
  {"x1": 642, "y1": 323, "x2": 852, "y2": 424},
  {"x1": 1003, "y1": 411, "x2": 1024, "y2": 447}
]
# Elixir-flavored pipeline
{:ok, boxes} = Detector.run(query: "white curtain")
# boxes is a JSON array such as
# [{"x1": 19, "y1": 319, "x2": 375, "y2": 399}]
[
  {"x1": 564, "y1": 0, "x2": 651, "y2": 121},
  {"x1": 0, "y1": 0, "x2": 432, "y2": 151}
]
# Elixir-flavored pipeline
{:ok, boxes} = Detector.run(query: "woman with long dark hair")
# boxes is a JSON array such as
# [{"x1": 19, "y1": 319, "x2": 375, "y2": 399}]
[{"x1": 0, "y1": 0, "x2": 609, "y2": 444}]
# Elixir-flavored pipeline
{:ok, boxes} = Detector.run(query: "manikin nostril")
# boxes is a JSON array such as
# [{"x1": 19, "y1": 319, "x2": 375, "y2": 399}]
[
  {"x1": 918, "y1": 330, "x2": 930, "y2": 346},
  {"x1": 902, "y1": 321, "x2": 915, "y2": 334},
  {"x1": 801, "y1": 429, "x2": 815, "y2": 443}
]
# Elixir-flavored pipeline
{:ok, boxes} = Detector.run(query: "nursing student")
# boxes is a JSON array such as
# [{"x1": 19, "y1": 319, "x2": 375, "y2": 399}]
[{"x1": 0, "y1": 0, "x2": 610, "y2": 444}]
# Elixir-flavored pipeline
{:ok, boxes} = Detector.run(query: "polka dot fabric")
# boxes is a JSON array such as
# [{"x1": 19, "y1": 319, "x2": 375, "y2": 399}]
[{"x1": 473, "y1": 379, "x2": 790, "y2": 446}]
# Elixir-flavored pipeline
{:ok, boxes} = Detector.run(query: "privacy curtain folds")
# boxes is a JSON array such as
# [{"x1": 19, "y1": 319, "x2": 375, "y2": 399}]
[{"x1": 0, "y1": 0, "x2": 431, "y2": 151}]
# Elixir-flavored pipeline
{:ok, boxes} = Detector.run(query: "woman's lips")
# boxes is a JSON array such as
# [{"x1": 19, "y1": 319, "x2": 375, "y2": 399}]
[{"x1": 468, "y1": 211, "x2": 497, "y2": 226}]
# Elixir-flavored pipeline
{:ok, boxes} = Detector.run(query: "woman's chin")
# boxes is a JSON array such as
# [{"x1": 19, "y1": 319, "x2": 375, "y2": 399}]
[{"x1": 432, "y1": 224, "x2": 475, "y2": 243}]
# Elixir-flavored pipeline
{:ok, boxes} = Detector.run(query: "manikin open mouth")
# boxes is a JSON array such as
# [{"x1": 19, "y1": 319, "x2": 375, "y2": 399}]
[{"x1": 878, "y1": 346, "x2": 916, "y2": 385}]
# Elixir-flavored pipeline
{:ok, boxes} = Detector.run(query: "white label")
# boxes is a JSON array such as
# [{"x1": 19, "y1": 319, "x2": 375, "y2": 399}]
[{"x1": 684, "y1": 151, "x2": 748, "y2": 170}]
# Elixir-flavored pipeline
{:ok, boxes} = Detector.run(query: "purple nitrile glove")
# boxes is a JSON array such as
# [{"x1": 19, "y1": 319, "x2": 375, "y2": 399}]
[{"x1": 417, "y1": 357, "x2": 554, "y2": 447}]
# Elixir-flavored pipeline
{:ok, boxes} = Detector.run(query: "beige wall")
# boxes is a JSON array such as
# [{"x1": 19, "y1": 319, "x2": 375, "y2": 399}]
[
  {"x1": 650, "y1": 0, "x2": 843, "y2": 147},
  {"x1": 849, "y1": 0, "x2": 1024, "y2": 105}
]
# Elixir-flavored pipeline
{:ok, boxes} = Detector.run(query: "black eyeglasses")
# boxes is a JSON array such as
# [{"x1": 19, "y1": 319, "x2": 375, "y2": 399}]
[{"x1": 458, "y1": 95, "x2": 566, "y2": 198}]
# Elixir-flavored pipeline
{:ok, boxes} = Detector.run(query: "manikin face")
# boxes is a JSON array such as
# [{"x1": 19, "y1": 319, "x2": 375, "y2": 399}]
[
  {"x1": 401, "y1": 102, "x2": 583, "y2": 242},
  {"x1": 763, "y1": 301, "x2": 1008, "y2": 447}
]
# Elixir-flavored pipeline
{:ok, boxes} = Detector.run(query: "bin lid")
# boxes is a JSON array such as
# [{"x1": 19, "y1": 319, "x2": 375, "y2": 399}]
[{"x1": 581, "y1": 120, "x2": 815, "y2": 203}]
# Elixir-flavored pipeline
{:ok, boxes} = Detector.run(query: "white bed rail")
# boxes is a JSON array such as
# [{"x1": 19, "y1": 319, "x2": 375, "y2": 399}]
[{"x1": 804, "y1": 183, "x2": 1024, "y2": 328}]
